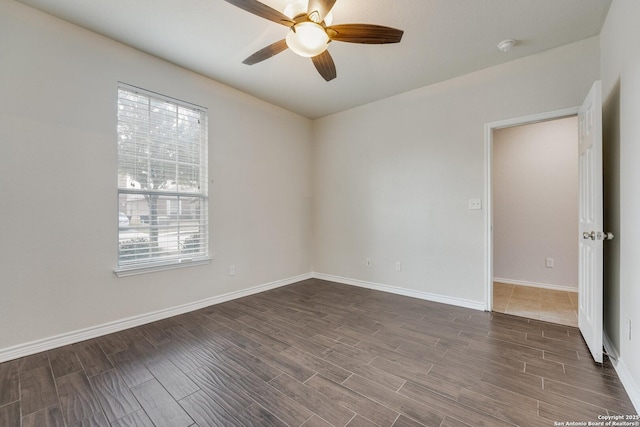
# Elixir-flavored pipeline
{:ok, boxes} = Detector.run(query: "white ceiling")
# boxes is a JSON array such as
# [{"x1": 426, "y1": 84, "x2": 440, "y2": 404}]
[{"x1": 16, "y1": 0, "x2": 611, "y2": 119}]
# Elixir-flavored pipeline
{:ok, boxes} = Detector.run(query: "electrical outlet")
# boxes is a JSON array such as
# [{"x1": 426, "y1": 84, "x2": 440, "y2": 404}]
[
  {"x1": 545, "y1": 258, "x2": 554, "y2": 268},
  {"x1": 395, "y1": 261, "x2": 402, "y2": 272},
  {"x1": 229, "y1": 265, "x2": 236, "y2": 276},
  {"x1": 366, "y1": 258, "x2": 372, "y2": 267},
  {"x1": 468, "y1": 199, "x2": 482, "y2": 210}
]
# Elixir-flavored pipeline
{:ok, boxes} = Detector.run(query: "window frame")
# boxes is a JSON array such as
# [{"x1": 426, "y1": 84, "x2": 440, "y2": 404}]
[{"x1": 115, "y1": 83, "x2": 210, "y2": 277}]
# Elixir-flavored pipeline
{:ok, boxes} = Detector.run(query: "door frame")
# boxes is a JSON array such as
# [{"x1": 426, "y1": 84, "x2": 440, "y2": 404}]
[{"x1": 484, "y1": 106, "x2": 580, "y2": 311}]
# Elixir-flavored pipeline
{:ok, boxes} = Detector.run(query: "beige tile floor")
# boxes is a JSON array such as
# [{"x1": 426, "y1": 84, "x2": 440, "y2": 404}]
[{"x1": 493, "y1": 282, "x2": 579, "y2": 327}]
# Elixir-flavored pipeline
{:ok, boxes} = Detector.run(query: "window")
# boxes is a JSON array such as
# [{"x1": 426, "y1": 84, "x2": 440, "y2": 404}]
[{"x1": 116, "y1": 84, "x2": 209, "y2": 275}]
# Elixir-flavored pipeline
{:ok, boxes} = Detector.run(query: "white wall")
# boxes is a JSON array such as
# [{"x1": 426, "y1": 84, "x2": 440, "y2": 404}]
[
  {"x1": 312, "y1": 37, "x2": 600, "y2": 306},
  {"x1": 600, "y1": 0, "x2": 640, "y2": 409},
  {"x1": 493, "y1": 117, "x2": 578, "y2": 290},
  {"x1": 0, "y1": 1, "x2": 312, "y2": 354}
]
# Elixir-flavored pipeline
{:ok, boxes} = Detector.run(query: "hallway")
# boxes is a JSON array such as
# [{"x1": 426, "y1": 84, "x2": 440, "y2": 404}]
[{"x1": 493, "y1": 282, "x2": 578, "y2": 327}]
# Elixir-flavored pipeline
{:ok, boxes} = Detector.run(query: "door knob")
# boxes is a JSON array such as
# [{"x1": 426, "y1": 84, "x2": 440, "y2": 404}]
[
  {"x1": 583, "y1": 231, "x2": 595, "y2": 240},
  {"x1": 582, "y1": 231, "x2": 614, "y2": 241}
]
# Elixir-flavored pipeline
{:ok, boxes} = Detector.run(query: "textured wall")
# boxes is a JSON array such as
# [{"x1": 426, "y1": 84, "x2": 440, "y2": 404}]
[
  {"x1": 0, "y1": 1, "x2": 313, "y2": 351},
  {"x1": 313, "y1": 38, "x2": 599, "y2": 305}
]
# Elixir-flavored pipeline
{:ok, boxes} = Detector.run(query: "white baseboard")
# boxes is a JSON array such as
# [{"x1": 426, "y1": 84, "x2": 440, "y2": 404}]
[
  {"x1": 313, "y1": 272, "x2": 486, "y2": 311},
  {"x1": 603, "y1": 333, "x2": 640, "y2": 414},
  {"x1": 493, "y1": 277, "x2": 578, "y2": 293},
  {"x1": 0, "y1": 272, "x2": 313, "y2": 363}
]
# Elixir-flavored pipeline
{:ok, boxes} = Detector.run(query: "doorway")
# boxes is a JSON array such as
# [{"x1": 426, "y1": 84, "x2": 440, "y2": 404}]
[{"x1": 485, "y1": 108, "x2": 580, "y2": 327}]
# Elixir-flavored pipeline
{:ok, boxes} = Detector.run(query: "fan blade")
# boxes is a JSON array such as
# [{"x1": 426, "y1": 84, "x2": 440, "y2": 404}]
[
  {"x1": 243, "y1": 39, "x2": 288, "y2": 65},
  {"x1": 223, "y1": 0, "x2": 293, "y2": 27},
  {"x1": 312, "y1": 50, "x2": 337, "y2": 82},
  {"x1": 326, "y1": 24, "x2": 404, "y2": 44},
  {"x1": 307, "y1": 0, "x2": 336, "y2": 23}
]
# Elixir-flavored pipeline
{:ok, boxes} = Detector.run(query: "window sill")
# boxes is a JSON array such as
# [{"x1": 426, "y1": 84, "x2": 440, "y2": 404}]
[{"x1": 114, "y1": 257, "x2": 212, "y2": 277}]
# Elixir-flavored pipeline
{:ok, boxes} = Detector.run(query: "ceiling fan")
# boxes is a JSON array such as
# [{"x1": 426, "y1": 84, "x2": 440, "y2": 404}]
[{"x1": 223, "y1": 0, "x2": 404, "y2": 81}]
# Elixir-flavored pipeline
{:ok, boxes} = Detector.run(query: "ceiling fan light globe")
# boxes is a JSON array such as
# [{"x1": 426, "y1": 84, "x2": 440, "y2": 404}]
[
  {"x1": 283, "y1": 0, "x2": 333, "y2": 25},
  {"x1": 323, "y1": 13, "x2": 333, "y2": 26},
  {"x1": 284, "y1": 0, "x2": 306, "y2": 19},
  {"x1": 286, "y1": 22, "x2": 329, "y2": 57}
]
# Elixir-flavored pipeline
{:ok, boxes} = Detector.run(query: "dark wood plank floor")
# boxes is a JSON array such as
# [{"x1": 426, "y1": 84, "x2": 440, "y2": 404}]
[{"x1": 0, "y1": 279, "x2": 635, "y2": 426}]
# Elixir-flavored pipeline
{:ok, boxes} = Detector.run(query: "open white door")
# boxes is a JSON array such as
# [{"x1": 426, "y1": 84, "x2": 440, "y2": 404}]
[{"x1": 578, "y1": 80, "x2": 610, "y2": 364}]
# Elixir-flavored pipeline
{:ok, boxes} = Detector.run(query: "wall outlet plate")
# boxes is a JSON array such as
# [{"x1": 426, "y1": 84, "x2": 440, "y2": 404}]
[{"x1": 469, "y1": 199, "x2": 482, "y2": 210}]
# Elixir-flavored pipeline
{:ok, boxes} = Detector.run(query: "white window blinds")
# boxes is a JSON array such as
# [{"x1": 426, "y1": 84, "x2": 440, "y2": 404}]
[{"x1": 117, "y1": 84, "x2": 208, "y2": 273}]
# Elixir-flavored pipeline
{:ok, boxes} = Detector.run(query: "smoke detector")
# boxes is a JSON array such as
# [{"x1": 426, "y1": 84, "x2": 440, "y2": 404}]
[{"x1": 498, "y1": 39, "x2": 516, "y2": 52}]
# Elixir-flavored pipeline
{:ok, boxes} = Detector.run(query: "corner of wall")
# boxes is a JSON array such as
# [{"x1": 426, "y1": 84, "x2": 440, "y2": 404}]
[{"x1": 604, "y1": 332, "x2": 640, "y2": 413}]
